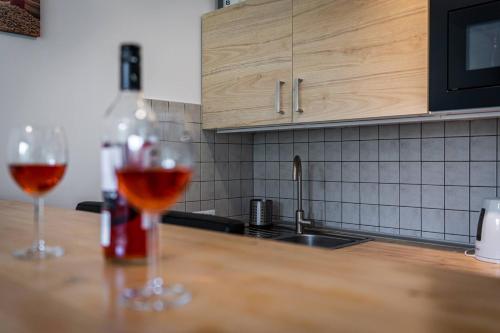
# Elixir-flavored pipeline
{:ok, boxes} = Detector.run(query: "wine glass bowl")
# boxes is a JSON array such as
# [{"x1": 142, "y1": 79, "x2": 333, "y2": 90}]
[
  {"x1": 116, "y1": 166, "x2": 192, "y2": 213},
  {"x1": 115, "y1": 114, "x2": 194, "y2": 311},
  {"x1": 7, "y1": 125, "x2": 68, "y2": 260}
]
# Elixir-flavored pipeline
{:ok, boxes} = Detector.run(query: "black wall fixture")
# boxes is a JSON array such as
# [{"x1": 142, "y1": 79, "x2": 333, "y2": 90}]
[{"x1": 217, "y1": 0, "x2": 240, "y2": 9}]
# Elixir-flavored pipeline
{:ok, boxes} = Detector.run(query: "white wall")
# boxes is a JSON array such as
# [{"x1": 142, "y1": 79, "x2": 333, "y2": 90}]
[{"x1": 0, "y1": 0, "x2": 214, "y2": 208}]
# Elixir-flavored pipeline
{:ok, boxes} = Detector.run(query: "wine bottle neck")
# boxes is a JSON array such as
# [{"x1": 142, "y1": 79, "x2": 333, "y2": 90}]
[
  {"x1": 120, "y1": 45, "x2": 141, "y2": 91},
  {"x1": 120, "y1": 63, "x2": 141, "y2": 91}
]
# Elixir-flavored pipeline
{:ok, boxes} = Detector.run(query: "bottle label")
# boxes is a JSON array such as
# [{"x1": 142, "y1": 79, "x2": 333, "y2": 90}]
[
  {"x1": 101, "y1": 145, "x2": 122, "y2": 192},
  {"x1": 101, "y1": 210, "x2": 111, "y2": 247}
]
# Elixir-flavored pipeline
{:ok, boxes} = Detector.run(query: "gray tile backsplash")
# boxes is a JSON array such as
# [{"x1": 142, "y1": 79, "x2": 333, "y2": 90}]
[
  {"x1": 148, "y1": 99, "x2": 498, "y2": 245},
  {"x1": 149, "y1": 99, "x2": 253, "y2": 221},
  {"x1": 253, "y1": 119, "x2": 500, "y2": 245}
]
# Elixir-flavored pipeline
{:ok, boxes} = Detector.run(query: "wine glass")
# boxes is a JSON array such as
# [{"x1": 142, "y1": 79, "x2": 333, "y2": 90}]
[
  {"x1": 7, "y1": 125, "x2": 68, "y2": 260},
  {"x1": 116, "y1": 113, "x2": 193, "y2": 311}
]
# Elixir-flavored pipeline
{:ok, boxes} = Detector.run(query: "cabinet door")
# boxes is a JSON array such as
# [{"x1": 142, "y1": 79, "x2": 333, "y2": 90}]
[
  {"x1": 292, "y1": 0, "x2": 428, "y2": 123},
  {"x1": 202, "y1": 0, "x2": 292, "y2": 129}
]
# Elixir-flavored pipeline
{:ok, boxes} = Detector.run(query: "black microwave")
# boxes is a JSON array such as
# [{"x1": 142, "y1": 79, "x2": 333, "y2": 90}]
[{"x1": 430, "y1": 0, "x2": 500, "y2": 112}]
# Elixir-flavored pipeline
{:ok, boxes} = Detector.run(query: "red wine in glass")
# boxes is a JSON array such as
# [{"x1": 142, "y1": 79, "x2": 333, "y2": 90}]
[
  {"x1": 9, "y1": 164, "x2": 67, "y2": 196},
  {"x1": 116, "y1": 167, "x2": 192, "y2": 213}
]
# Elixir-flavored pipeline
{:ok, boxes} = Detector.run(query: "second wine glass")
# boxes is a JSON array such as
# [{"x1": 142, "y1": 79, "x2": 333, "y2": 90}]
[
  {"x1": 7, "y1": 125, "x2": 68, "y2": 260},
  {"x1": 116, "y1": 114, "x2": 193, "y2": 311}
]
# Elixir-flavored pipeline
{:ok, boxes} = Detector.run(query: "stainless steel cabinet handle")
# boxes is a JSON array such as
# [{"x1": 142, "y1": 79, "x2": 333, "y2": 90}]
[
  {"x1": 275, "y1": 80, "x2": 285, "y2": 114},
  {"x1": 293, "y1": 78, "x2": 303, "y2": 113}
]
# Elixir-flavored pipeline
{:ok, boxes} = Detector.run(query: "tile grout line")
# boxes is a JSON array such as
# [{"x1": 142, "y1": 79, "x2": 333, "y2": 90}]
[
  {"x1": 398, "y1": 124, "x2": 401, "y2": 233},
  {"x1": 377, "y1": 126, "x2": 381, "y2": 231},
  {"x1": 420, "y1": 123, "x2": 423, "y2": 237},
  {"x1": 357, "y1": 131, "x2": 361, "y2": 229},
  {"x1": 468, "y1": 122, "x2": 471, "y2": 242},
  {"x1": 340, "y1": 130, "x2": 344, "y2": 228},
  {"x1": 443, "y1": 122, "x2": 447, "y2": 238}
]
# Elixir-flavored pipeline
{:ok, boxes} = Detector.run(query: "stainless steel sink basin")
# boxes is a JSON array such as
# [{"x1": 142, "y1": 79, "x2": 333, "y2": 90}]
[{"x1": 274, "y1": 234, "x2": 368, "y2": 249}]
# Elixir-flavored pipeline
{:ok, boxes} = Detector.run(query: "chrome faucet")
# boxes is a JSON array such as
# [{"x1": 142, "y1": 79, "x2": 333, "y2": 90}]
[{"x1": 292, "y1": 155, "x2": 312, "y2": 234}]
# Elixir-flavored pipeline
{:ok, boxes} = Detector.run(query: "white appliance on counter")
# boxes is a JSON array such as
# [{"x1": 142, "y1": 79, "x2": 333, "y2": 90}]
[{"x1": 475, "y1": 198, "x2": 500, "y2": 263}]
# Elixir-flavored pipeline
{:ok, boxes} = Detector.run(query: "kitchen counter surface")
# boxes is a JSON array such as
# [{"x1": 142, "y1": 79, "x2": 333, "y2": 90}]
[
  {"x1": 339, "y1": 240, "x2": 500, "y2": 278},
  {"x1": 1, "y1": 200, "x2": 500, "y2": 332}
]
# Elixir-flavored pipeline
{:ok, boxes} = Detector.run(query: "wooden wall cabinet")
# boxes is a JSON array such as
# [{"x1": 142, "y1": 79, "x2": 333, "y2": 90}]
[
  {"x1": 292, "y1": 0, "x2": 428, "y2": 123},
  {"x1": 202, "y1": 0, "x2": 293, "y2": 129},
  {"x1": 202, "y1": 0, "x2": 428, "y2": 129}
]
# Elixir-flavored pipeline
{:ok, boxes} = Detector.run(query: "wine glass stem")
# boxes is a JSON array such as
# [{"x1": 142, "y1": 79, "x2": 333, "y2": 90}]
[
  {"x1": 33, "y1": 197, "x2": 46, "y2": 252},
  {"x1": 144, "y1": 212, "x2": 163, "y2": 293}
]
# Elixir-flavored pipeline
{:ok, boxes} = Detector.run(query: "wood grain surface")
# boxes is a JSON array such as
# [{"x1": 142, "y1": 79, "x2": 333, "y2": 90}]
[
  {"x1": 1, "y1": 200, "x2": 500, "y2": 333},
  {"x1": 202, "y1": 0, "x2": 293, "y2": 129},
  {"x1": 292, "y1": 0, "x2": 428, "y2": 123}
]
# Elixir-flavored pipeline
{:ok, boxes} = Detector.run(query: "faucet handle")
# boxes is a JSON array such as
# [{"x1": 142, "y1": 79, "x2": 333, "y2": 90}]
[
  {"x1": 300, "y1": 218, "x2": 312, "y2": 225},
  {"x1": 296, "y1": 210, "x2": 312, "y2": 225},
  {"x1": 295, "y1": 210, "x2": 312, "y2": 234}
]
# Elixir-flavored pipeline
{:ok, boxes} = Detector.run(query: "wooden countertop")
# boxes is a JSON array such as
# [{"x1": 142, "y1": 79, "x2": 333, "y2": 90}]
[
  {"x1": 338, "y1": 240, "x2": 500, "y2": 278},
  {"x1": 1, "y1": 200, "x2": 500, "y2": 332}
]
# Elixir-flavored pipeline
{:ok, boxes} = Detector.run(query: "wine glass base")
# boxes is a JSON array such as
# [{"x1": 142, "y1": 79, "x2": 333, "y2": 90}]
[
  {"x1": 13, "y1": 246, "x2": 64, "y2": 260},
  {"x1": 120, "y1": 283, "x2": 191, "y2": 312}
]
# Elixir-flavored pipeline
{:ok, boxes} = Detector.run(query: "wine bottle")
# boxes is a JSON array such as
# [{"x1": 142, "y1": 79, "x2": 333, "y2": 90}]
[{"x1": 101, "y1": 44, "x2": 157, "y2": 263}]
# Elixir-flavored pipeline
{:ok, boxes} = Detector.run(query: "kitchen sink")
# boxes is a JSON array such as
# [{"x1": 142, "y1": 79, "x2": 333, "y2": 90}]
[{"x1": 274, "y1": 233, "x2": 368, "y2": 249}]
